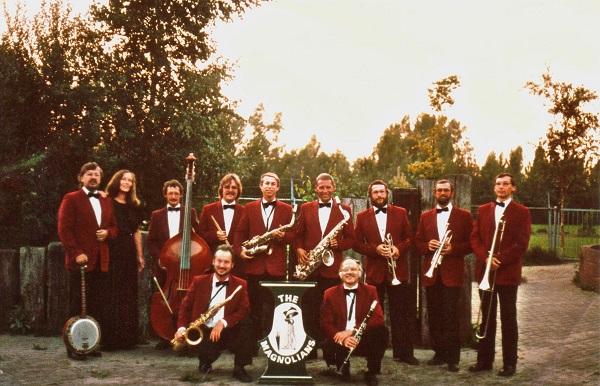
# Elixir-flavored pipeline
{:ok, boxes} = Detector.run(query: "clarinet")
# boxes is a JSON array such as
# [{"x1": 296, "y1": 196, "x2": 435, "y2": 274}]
[{"x1": 338, "y1": 300, "x2": 378, "y2": 372}]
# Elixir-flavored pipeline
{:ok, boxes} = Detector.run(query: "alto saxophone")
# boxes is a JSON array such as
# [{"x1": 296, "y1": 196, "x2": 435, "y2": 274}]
[
  {"x1": 293, "y1": 201, "x2": 350, "y2": 280},
  {"x1": 171, "y1": 285, "x2": 242, "y2": 351},
  {"x1": 242, "y1": 212, "x2": 296, "y2": 257},
  {"x1": 338, "y1": 300, "x2": 378, "y2": 373}
]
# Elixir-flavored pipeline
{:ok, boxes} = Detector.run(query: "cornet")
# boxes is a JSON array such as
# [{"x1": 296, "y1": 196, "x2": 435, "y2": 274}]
[
  {"x1": 424, "y1": 223, "x2": 453, "y2": 279},
  {"x1": 383, "y1": 233, "x2": 401, "y2": 285},
  {"x1": 475, "y1": 216, "x2": 506, "y2": 340}
]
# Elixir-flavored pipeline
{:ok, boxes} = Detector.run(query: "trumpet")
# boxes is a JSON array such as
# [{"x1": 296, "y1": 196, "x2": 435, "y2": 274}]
[
  {"x1": 383, "y1": 234, "x2": 401, "y2": 285},
  {"x1": 172, "y1": 285, "x2": 242, "y2": 351},
  {"x1": 475, "y1": 216, "x2": 506, "y2": 340},
  {"x1": 424, "y1": 223, "x2": 453, "y2": 278}
]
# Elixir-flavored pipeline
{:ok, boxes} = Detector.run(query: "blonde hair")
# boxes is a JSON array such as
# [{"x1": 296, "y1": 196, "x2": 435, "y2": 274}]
[{"x1": 218, "y1": 173, "x2": 243, "y2": 199}]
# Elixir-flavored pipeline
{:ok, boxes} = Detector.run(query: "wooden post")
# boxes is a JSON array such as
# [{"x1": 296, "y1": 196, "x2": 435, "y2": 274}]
[
  {"x1": 45, "y1": 242, "x2": 70, "y2": 335},
  {"x1": 138, "y1": 231, "x2": 152, "y2": 340},
  {"x1": 20, "y1": 246, "x2": 46, "y2": 334},
  {"x1": 0, "y1": 249, "x2": 20, "y2": 332}
]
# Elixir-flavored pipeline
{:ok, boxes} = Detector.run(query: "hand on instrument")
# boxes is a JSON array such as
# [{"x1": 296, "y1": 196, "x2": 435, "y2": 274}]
[
  {"x1": 240, "y1": 248, "x2": 252, "y2": 260},
  {"x1": 487, "y1": 256, "x2": 501, "y2": 270},
  {"x1": 441, "y1": 242, "x2": 452, "y2": 255},
  {"x1": 96, "y1": 229, "x2": 108, "y2": 241},
  {"x1": 428, "y1": 239, "x2": 441, "y2": 252},
  {"x1": 376, "y1": 243, "x2": 390, "y2": 257},
  {"x1": 297, "y1": 248, "x2": 308, "y2": 265},
  {"x1": 333, "y1": 330, "x2": 354, "y2": 346},
  {"x1": 343, "y1": 335, "x2": 358, "y2": 349},
  {"x1": 75, "y1": 253, "x2": 88, "y2": 265},
  {"x1": 137, "y1": 256, "x2": 145, "y2": 272},
  {"x1": 210, "y1": 320, "x2": 224, "y2": 342},
  {"x1": 174, "y1": 327, "x2": 186, "y2": 342},
  {"x1": 216, "y1": 230, "x2": 228, "y2": 241},
  {"x1": 329, "y1": 237, "x2": 339, "y2": 249},
  {"x1": 271, "y1": 229, "x2": 285, "y2": 240}
]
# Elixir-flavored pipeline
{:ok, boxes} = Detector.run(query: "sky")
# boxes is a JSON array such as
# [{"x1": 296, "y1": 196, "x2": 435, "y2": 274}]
[{"x1": 6, "y1": 0, "x2": 600, "y2": 165}]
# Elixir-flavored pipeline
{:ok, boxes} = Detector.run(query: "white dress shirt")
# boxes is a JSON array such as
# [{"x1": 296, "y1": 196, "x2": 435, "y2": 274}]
[
  {"x1": 261, "y1": 199, "x2": 276, "y2": 230},
  {"x1": 436, "y1": 203, "x2": 453, "y2": 239},
  {"x1": 318, "y1": 200, "x2": 332, "y2": 236},
  {"x1": 167, "y1": 204, "x2": 181, "y2": 238},
  {"x1": 221, "y1": 199, "x2": 235, "y2": 236},
  {"x1": 82, "y1": 187, "x2": 101, "y2": 226},
  {"x1": 206, "y1": 274, "x2": 230, "y2": 328},
  {"x1": 374, "y1": 205, "x2": 388, "y2": 241},
  {"x1": 495, "y1": 197, "x2": 511, "y2": 224},
  {"x1": 344, "y1": 284, "x2": 358, "y2": 330}
]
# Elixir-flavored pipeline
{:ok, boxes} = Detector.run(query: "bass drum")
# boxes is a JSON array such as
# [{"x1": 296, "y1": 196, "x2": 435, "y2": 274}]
[{"x1": 63, "y1": 315, "x2": 101, "y2": 354}]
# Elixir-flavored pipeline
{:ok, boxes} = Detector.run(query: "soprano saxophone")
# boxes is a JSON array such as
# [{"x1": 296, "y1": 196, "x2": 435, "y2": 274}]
[
  {"x1": 171, "y1": 285, "x2": 242, "y2": 351},
  {"x1": 338, "y1": 300, "x2": 378, "y2": 373},
  {"x1": 293, "y1": 201, "x2": 350, "y2": 280}
]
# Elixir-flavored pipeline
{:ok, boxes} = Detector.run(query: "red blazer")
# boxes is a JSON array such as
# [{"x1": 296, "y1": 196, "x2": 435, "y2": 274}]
[
  {"x1": 233, "y1": 200, "x2": 293, "y2": 277},
  {"x1": 177, "y1": 273, "x2": 249, "y2": 329},
  {"x1": 292, "y1": 200, "x2": 355, "y2": 279},
  {"x1": 57, "y1": 189, "x2": 118, "y2": 272},
  {"x1": 146, "y1": 206, "x2": 200, "y2": 260},
  {"x1": 320, "y1": 282, "x2": 385, "y2": 340},
  {"x1": 198, "y1": 201, "x2": 245, "y2": 254},
  {"x1": 415, "y1": 206, "x2": 473, "y2": 287},
  {"x1": 354, "y1": 205, "x2": 412, "y2": 284},
  {"x1": 470, "y1": 201, "x2": 531, "y2": 286}
]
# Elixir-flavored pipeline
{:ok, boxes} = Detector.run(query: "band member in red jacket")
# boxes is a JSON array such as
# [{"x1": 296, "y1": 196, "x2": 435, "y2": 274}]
[
  {"x1": 321, "y1": 258, "x2": 387, "y2": 386},
  {"x1": 415, "y1": 179, "x2": 473, "y2": 372},
  {"x1": 293, "y1": 173, "x2": 355, "y2": 351},
  {"x1": 57, "y1": 161, "x2": 118, "y2": 360},
  {"x1": 354, "y1": 179, "x2": 418, "y2": 365},
  {"x1": 198, "y1": 174, "x2": 245, "y2": 260},
  {"x1": 234, "y1": 172, "x2": 293, "y2": 343},
  {"x1": 469, "y1": 173, "x2": 531, "y2": 377},
  {"x1": 147, "y1": 179, "x2": 201, "y2": 284},
  {"x1": 175, "y1": 245, "x2": 253, "y2": 383}
]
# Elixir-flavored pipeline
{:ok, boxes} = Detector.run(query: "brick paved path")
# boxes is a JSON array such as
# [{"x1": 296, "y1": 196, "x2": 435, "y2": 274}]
[{"x1": 0, "y1": 263, "x2": 598, "y2": 385}]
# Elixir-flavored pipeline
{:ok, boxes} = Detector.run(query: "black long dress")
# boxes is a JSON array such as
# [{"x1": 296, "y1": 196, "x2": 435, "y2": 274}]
[{"x1": 103, "y1": 200, "x2": 142, "y2": 349}]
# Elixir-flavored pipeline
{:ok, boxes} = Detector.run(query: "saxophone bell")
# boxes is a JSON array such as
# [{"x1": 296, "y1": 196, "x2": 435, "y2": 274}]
[{"x1": 323, "y1": 249, "x2": 334, "y2": 267}]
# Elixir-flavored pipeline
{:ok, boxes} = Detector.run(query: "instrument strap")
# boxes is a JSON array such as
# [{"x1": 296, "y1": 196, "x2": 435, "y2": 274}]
[{"x1": 209, "y1": 284, "x2": 227, "y2": 306}]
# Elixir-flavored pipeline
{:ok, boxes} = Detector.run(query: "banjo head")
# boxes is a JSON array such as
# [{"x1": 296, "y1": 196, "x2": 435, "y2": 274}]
[{"x1": 63, "y1": 316, "x2": 101, "y2": 354}]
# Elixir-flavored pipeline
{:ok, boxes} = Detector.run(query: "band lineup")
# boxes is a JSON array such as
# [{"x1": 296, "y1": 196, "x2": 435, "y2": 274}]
[{"x1": 58, "y1": 157, "x2": 531, "y2": 385}]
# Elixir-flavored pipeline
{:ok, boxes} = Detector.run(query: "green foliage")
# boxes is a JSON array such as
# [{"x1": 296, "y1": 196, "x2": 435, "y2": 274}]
[
  {"x1": 8, "y1": 305, "x2": 31, "y2": 335},
  {"x1": 428, "y1": 75, "x2": 461, "y2": 112}
]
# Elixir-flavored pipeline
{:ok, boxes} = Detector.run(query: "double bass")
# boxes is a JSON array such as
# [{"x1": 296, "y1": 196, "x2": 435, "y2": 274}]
[{"x1": 150, "y1": 153, "x2": 212, "y2": 341}]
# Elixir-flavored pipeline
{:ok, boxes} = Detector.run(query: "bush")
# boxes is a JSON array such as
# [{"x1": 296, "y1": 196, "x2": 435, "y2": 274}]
[
  {"x1": 8, "y1": 305, "x2": 31, "y2": 335},
  {"x1": 523, "y1": 246, "x2": 562, "y2": 266}
]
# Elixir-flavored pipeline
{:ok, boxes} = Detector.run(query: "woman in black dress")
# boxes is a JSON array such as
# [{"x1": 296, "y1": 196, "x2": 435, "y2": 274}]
[{"x1": 103, "y1": 169, "x2": 145, "y2": 349}]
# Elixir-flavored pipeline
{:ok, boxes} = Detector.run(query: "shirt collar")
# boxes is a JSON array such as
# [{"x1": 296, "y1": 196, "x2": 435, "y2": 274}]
[
  {"x1": 343, "y1": 283, "x2": 359, "y2": 290},
  {"x1": 167, "y1": 204, "x2": 181, "y2": 209},
  {"x1": 221, "y1": 199, "x2": 236, "y2": 206},
  {"x1": 436, "y1": 203, "x2": 453, "y2": 212},
  {"x1": 496, "y1": 197, "x2": 512, "y2": 207},
  {"x1": 212, "y1": 273, "x2": 230, "y2": 285}
]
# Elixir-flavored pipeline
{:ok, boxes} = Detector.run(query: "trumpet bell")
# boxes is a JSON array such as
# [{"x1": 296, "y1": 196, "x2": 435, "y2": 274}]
[{"x1": 322, "y1": 250, "x2": 334, "y2": 267}]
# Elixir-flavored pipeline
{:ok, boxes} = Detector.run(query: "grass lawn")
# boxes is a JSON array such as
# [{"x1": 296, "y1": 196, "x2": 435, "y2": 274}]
[{"x1": 530, "y1": 224, "x2": 600, "y2": 260}]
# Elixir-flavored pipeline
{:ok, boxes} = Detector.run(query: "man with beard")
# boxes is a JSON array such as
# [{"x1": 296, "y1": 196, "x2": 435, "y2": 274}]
[
  {"x1": 58, "y1": 161, "x2": 118, "y2": 360},
  {"x1": 414, "y1": 179, "x2": 473, "y2": 372},
  {"x1": 353, "y1": 179, "x2": 418, "y2": 365},
  {"x1": 234, "y1": 172, "x2": 293, "y2": 344},
  {"x1": 174, "y1": 245, "x2": 254, "y2": 383}
]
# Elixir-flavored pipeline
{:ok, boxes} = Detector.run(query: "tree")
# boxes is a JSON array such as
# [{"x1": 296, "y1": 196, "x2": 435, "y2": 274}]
[
  {"x1": 428, "y1": 75, "x2": 461, "y2": 113},
  {"x1": 526, "y1": 71, "x2": 600, "y2": 247},
  {"x1": 507, "y1": 146, "x2": 524, "y2": 188},
  {"x1": 472, "y1": 152, "x2": 506, "y2": 204},
  {"x1": 520, "y1": 144, "x2": 553, "y2": 207}
]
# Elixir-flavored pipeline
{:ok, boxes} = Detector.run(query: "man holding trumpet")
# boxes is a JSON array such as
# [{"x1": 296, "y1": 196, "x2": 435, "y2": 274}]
[
  {"x1": 415, "y1": 179, "x2": 473, "y2": 372},
  {"x1": 469, "y1": 173, "x2": 531, "y2": 377},
  {"x1": 354, "y1": 179, "x2": 417, "y2": 365}
]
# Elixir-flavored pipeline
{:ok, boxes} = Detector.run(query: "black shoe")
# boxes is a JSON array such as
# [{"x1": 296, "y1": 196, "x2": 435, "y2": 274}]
[
  {"x1": 448, "y1": 363, "x2": 459, "y2": 372},
  {"x1": 233, "y1": 366, "x2": 252, "y2": 383},
  {"x1": 198, "y1": 362, "x2": 212, "y2": 375},
  {"x1": 88, "y1": 351, "x2": 102, "y2": 357},
  {"x1": 320, "y1": 365, "x2": 338, "y2": 377},
  {"x1": 154, "y1": 340, "x2": 170, "y2": 350},
  {"x1": 364, "y1": 371, "x2": 379, "y2": 386},
  {"x1": 497, "y1": 365, "x2": 516, "y2": 377},
  {"x1": 397, "y1": 356, "x2": 420, "y2": 365},
  {"x1": 427, "y1": 355, "x2": 446, "y2": 366},
  {"x1": 67, "y1": 351, "x2": 87, "y2": 361},
  {"x1": 468, "y1": 362, "x2": 492, "y2": 372},
  {"x1": 339, "y1": 363, "x2": 351, "y2": 382}
]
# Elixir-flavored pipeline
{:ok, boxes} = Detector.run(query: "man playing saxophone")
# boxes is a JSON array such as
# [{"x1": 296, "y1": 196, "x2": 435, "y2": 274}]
[
  {"x1": 415, "y1": 179, "x2": 472, "y2": 372},
  {"x1": 233, "y1": 172, "x2": 294, "y2": 345},
  {"x1": 321, "y1": 258, "x2": 387, "y2": 386},
  {"x1": 468, "y1": 173, "x2": 531, "y2": 377},
  {"x1": 293, "y1": 173, "x2": 355, "y2": 356},
  {"x1": 174, "y1": 245, "x2": 254, "y2": 383},
  {"x1": 354, "y1": 179, "x2": 418, "y2": 365}
]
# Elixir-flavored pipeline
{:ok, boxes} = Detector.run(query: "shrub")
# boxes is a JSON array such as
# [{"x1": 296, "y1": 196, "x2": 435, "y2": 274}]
[{"x1": 523, "y1": 246, "x2": 562, "y2": 266}]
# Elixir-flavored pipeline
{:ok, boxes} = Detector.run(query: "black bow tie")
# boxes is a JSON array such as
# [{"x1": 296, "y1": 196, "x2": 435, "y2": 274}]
[
  {"x1": 262, "y1": 201, "x2": 276, "y2": 208},
  {"x1": 87, "y1": 191, "x2": 99, "y2": 199},
  {"x1": 168, "y1": 206, "x2": 180, "y2": 212},
  {"x1": 344, "y1": 288, "x2": 357, "y2": 295},
  {"x1": 436, "y1": 207, "x2": 449, "y2": 213},
  {"x1": 375, "y1": 207, "x2": 387, "y2": 214},
  {"x1": 319, "y1": 202, "x2": 332, "y2": 208},
  {"x1": 223, "y1": 204, "x2": 235, "y2": 210},
  {"x1": 495, "y1": 201, "x2": 505, "y2": 207},
  {"x1": 216, "y1": 280, "x2": 229, "y2": 287}
]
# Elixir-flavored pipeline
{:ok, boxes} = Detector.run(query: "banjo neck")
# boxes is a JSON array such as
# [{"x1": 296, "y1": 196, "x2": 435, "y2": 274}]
[{"x1": 80, "y1": 265, "x2": 87, "y2": 317}]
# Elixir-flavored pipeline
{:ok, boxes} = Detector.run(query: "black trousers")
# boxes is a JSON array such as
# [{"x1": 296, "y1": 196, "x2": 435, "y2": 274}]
[
  {"x1": 323, "y1": 325, "x2": 388, "y2": 373},
  {"x1": 374, "y1": 282, "x2": 415, "y2": 359},
  {"x1": 68, "y1": 268, "x2": 107, "y2": 325},
  {"x1": 425, "y1": 278, "x2": 461, "y2": 364},
  {"x1": 246, "y1": 274, "x2": 284, "y2": 342},
  {"x1": 302, "y1": 276, "x2": 340, "y2": 343},
  {"x1": 197, "y1": 318, "x2": 254, "y2": 367},
  {"x1": 477, "y1": 284, "x2": 518, "y2": 367}
]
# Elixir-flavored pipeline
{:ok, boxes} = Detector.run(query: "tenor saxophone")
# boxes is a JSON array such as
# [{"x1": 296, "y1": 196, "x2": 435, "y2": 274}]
[
  {"x1": 171, "y1": 285, "x2": 242, "y2": 351},
  {"x1": 293, "y1": 202, "x2": 350, "y2": 280},
  {"x1": 242, "y1": 219, "x2": 295, "y2": 257}
]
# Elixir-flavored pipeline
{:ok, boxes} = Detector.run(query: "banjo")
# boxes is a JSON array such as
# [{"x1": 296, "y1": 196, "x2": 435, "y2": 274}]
[{"x1": 63, "y1": 265, "x2": 101, "y2": 355}]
